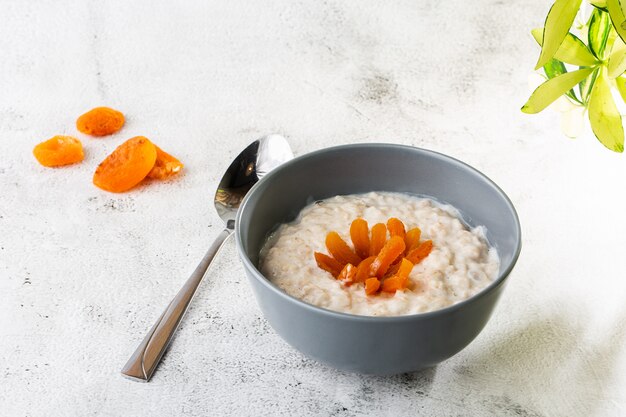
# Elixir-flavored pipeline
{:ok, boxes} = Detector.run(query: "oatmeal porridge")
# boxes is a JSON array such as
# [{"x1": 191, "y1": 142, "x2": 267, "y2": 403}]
[{"x1": 260, "y1": 192, "x2": 499, "y2": 316}]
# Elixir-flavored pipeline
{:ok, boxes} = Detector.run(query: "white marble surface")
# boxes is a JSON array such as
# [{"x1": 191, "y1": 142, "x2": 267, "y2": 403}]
[{"x1": 1, "y1": 1, "x2": 626, "y2": 416}]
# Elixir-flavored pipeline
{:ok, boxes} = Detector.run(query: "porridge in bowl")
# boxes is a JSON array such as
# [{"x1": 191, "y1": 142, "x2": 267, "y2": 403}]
[{"x1": 260, "y1": 192, "x2": 499, "y2": 317}]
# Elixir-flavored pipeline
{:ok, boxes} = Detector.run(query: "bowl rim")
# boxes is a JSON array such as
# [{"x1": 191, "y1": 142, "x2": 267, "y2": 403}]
[{"x1": 235, "y1": 143, "x2": 522, "y2": 322}]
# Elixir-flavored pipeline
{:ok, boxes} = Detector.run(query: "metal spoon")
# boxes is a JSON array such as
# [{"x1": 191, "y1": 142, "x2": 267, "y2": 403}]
[{"x1": 121, "y1": 134, "x2": 293, "y2": 382}]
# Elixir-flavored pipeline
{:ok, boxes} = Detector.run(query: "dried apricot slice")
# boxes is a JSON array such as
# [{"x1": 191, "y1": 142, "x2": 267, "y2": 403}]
[
  {"x1": 93, "y1": 136, "x2": 157, "y2": 193},
  {"x1": 325, "y1": 232, "x2": 361, "y2": 266},
  {"x1": 33, "y1": 136, "x2": 84, "y2": 167},
  {"x1": 337, "y1": 263, "x2": 357, "y2": 285},
  {"x1": 350, "y1": 218, "x2": 370, "y2": 259},
  {"x1": 370, "y1": 236, "x2": 406, "y2": 278},
  {"x1": 406, "y1": 240, "x2": 433, "y2": 264},
  {"x1": 396, "y1": 258, "x2": 414, "y2": 279},
  {"x1": 404, "y1": 227, "x2": 422, "y2": 252},
  {"x1": 76, "y1": 107, "x2": 125, "y2": 136},
  {"x1": 387, "y1": 218, "x2": 406, "y2": 238},
  {"x1": 148, "y1": 146, "x2": 184, "y2": 179},
  {"x1": 381, "y1": 275, "x2": 407, "y2": 293},
  {"x1": 365, "y1": 277, "x2": 381, "y2": 295},
  {"x1": 355, "y1": 256, "x2": 376, "y2": 283},
  {"x1": 314, "y1": 252, "x2": 343, "y2": 277},
  {"x1": 369, "y1": 223, "x2": 387, "y2": 256}
]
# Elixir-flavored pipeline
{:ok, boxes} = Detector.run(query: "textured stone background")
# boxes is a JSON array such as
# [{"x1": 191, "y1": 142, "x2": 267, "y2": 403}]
[{"x1": 1, "y1": 1, "x2": 626, "y2": 416}]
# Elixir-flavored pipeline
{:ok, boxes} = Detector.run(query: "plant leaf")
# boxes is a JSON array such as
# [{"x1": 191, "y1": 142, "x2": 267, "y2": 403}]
[
  {"x1": 579, "y1": 67, "x2": 600, "y2": 103},
  {"x1": 588, "y1": 8, "x2": 612, "y2": 59},
  {"x1": 590, "y1": 0, "x2": 608, "y2": 10},
  {"x1": 531, "y1": 28, "x2": 599, "y2": 66},
  {"x1": 522, "y1": 67, "x2": 594, "y2": 114},
  {"x1": 588, "y1": 70, "x2": 625, "y2": 152},
  {"x1": 608, "y1": 36, "x2": 626, "y2": 77},
  {"x1": 607, "y1": 0, "x2": 626, "y2": 44},
  {"x1": 615, "y1": 75, "x2": 626, "y2": 101},
  {"x1": 543, "y1": 58, "x2": 583, "y2": 103},
  {"x1": 536, "y1": 0, "x2": 584, "y2": 70}
]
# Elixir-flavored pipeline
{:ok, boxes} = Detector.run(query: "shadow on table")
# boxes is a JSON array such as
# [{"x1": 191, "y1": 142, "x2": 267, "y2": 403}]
[{"x1": 458, "y1": 307, "x2": 626, "y2": 417}]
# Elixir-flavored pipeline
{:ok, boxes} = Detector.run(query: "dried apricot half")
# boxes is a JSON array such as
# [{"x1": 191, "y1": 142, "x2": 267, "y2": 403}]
[
  {"x1": 404, "y1": 227, "x2": 422, "y2": 252},
  {"x1": 387, "y1": 217, "x2": 406, "y2": 238},
  {"x1": 337, "y1": 263, "x2": 357, "y2": 285},
  {"x1": 326, "y1": 231, "x2": 361, "y2": 266},
  {"x1": 314, "y1": 252, "x2": 343, "y2": 277},
  {"x1": 350, "y1": 218, "x2": 370, "y2": 259},
  {"x1": 148, "y1": 146, "x2": 184, "y2": 179},
  {"x1": 370, "y1": 236, "x2": 406, "y2": 278},
  {"x1": 93, "y1": 136, "x2": 157, "y2": 193},
  {"x1": 406, "y1": 240, "x2": 433, "y2": 264},
  {"x1": 365, "y1": 277, "x2": 381, "y2": 295},
  {"x1": 76, "y1": 106, "x2": 125, "y2": 137},
  {"x1": 369, "y1": 223, "x2": 387, "y2": 256},
  {"x1": 33, "y1": 136, "x2": 84, "y2": 167}
]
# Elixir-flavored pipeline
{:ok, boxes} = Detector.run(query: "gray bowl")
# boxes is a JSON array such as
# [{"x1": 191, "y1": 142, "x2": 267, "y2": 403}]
[{"x1": 235, "y1": 144, "x2": 521, "y2": 374}]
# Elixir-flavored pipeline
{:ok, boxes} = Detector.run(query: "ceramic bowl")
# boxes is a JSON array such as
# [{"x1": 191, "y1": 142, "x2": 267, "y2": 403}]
[{"x1": 235, "y1": 144, "x2": 521, "y2": 374}]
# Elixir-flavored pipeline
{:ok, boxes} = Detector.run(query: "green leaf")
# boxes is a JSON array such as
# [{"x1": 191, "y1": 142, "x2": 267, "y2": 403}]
[
  {"x1": 531, "y1": 28, "x2": 599, "y2": 66},
  {"x1": 543, "y1": 58, "x2": 583, "y2": 103},
  {"x1": 588, "y1": 70, "x2": 625, "y2": 152},
  {"x1": 590, "y1": 0, "x2": 607, "y2": 9},
  {"x1": 579, "y1": 67, "x2": 600, "y2": 103},
  {"x1": 535, "y1": 0, "x2": 584, "y2": 70},
  {"x1": 608, "y1": 36, "x2": 626, "y2": 77},
  {"x1": 522, "y1": 67, "x2": 594, "y2": 114},
  {"x1": 607, "y1": 0, "x2": 626, "y2": 44},
  {"x1": 615, "y1": 75, "x2": 626, "y2": 101},
  {"x1": 588, "y1": 8, "x2": 612, "y2": 59}
]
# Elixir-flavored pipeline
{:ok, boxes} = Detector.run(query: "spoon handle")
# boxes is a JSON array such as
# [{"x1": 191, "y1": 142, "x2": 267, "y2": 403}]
[{"x1": 121, "y1": 227, "x2": 233, "y2": 382}]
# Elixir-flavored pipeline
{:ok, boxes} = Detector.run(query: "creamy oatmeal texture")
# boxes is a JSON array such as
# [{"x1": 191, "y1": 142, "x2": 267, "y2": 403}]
[{"x1": 260, "y1": 192, "x2": 500, "y2": 316}]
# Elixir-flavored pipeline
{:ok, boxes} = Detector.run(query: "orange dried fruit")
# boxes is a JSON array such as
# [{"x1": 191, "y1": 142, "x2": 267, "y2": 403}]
[
  {"x1": 406, "y1": 240, "x2": 433, "y2": 264},
  {"x1": 92, "y1": 136, "x2": 157, "y2": 193},
  {"x1": 369, "y1": 223, "x2": 387, "y2": 256},
  {"x1": 387, "y1": 217, "x2": 406, "y2": 239},
  {"x1": 396, "y1": 258, "x2": 414, "y2": 279},
  {"x1": 314, "y1": 252, "x2": 343, "y2": 277},
  {"x1": 381, "y1": 275, "x2": 407, "y2": 293},
  {"x1": 370, "y1": 236, "x2": 406, "y2": 278},
  {"x1": 76, "y1": 107, "x2": 125, "y2": 137},
  {"x1": 148, "y1": 146, "x2": 184, "y2": 179},
  {"x1": 355, "y1": 256, "x2": 376, "y2": 283},
  {"x1": 337, "y1": 263, "x2": 357, "y2": 285},
  {"x1": 350, "y1": 218, "x2": 370, "y2": 259},
  {"x1": 325, "y1": 231, "x2": 361, "y2": 266},
  {"x1": 365, "y1": 277, "x2": 381, "y2": 295},
  {"x1": 33, "y1": 136, "x2": 84, "y2": 167},
  {"x1": 404, "y1": 227, "x2": 422, "y2": 252}
]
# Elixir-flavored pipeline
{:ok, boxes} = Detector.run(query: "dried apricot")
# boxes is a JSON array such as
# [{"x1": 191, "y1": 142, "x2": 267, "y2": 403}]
[
  {"x1": 369, "y1": 223, "x2": 387, "y2": 256},
  {"x1": 404, "y1": 227, "x2": 422, "y2": 252},
  {"x1": 93, "y1": 136, "x2": 157, "y2": 193},
  {"x1": 396, "y1": 258, "x2": 414, "y2": 279},
  {"x1": 314, "y1": 252, "x2": 343, "y2": 277},
  {"x1": 33, "y1": 136, "x2": 84, "y2": 167},
  {"x1": 370, "y1": 236, "x2": 406, "y2": 278},
  {"x1": 337, "y1": 263, "x2": 357, "y2": 285},
  {"x1": 406, "y1": 240, "x2": 433, "y2": 264},
  {"x1": 355, "y1": 256, "x2": 376, "y2": 283},
  {"x1": 350, "y1": 218, "x2": 370, "y2": 259},
  {"x1": 387, "y1": 218, "x2": 406, "y2": 238},
  {"x1": 76, "y1": 107, "x2": 125, "y2": 136},
  {"x1": 325, "y1": 231, "x2": 361, "y2": 266},
  {"x1": 381, "y1": 275, "x2": 407, "y2": 293},
  {"x1": 148, "y1": 146, "x2": 184, "y2": 179},
  {"x1": 365, "y1": 277, "x2": 381, "y2": 295}
]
